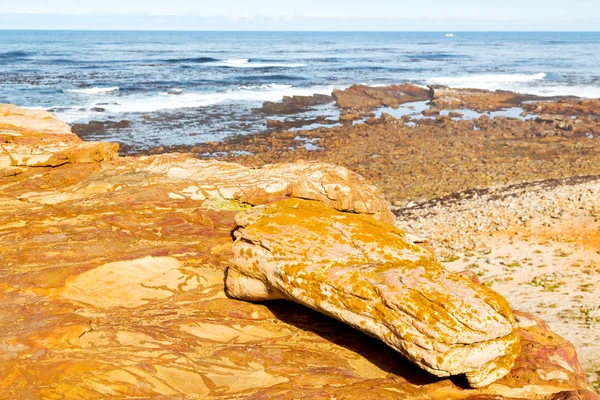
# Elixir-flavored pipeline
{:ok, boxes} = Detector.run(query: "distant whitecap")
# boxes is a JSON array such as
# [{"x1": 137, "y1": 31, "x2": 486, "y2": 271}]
[
  {"x1": 216, "y1": 59, "x2": 306, "y2": 68},
  {"x1": 427, "y1": 73, "x2": 547, "y2": 91},
  {"x1": 64, "y1": 87, "x2": 120, "y2": 95}
]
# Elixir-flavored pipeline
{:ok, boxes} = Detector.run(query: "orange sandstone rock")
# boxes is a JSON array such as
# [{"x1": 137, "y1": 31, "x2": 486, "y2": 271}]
[
  {"x1": 333, "y1": 84, "x2": 430, "y2": 110},
  {"x1": 0, "y1": 105, "x2": 597, "y2": 399},
  {"x1": 523, "y1": 98, "x2": 600, "y2": 116},
  {"x1": 226, "y1": 198, "x2": 521, "y2": 388},
  {"x1": 430, "y1": 86, "x2": 544, "y2": 111},
  {"x1": 0, "y1": 104, "x2": 118, "y2": 168}
]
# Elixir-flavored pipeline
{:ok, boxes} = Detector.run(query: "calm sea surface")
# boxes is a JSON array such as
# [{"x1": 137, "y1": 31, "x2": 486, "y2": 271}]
[{"x1": 1, "y1": 31, "x2": 599, "y2": 149}]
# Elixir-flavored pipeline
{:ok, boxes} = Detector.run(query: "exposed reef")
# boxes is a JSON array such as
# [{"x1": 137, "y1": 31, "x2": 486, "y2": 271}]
[
  {"x1": 191, "y1": 86, "x2": 600, "y2": 204},
  {"x1": 332, "y1": 84, "x2": 430, "y2": 110}
]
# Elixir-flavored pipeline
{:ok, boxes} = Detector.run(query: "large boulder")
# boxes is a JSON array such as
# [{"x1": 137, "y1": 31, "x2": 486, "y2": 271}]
[
  {"x1": 226, "y1": 198, "x2": 521, "y2": 388},
  {"x1": 0, "y1": 104, "x2": 118, "y2": 169},
  {"x1": 333, "y1": 84, "x2": 430, "y2": 110}
]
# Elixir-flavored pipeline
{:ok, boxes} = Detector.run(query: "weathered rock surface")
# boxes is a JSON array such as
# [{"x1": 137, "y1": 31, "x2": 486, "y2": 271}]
[
  {"x1": 430, "y1": 86, "x2": 545, "y2": 111},
  {"x1": 1, "y1": 105, "x2": 597, "y2": 399},
  {"x1": 197, "y1": 95, "x2": 600, "y2": 202},
  {"x1": 0, "y1": 104, "x2": 118, "y2": 170},
  {"x1": 523, "y1": 99, "x2": 600, "y2": 116},
  {"x1": 226, "y1": 198, "x2": 521, "y2": 388},
  {"x1": 333, "y1": 84, "x2": 430, "y2": 110},
  {"x1": 71, "y1": 119, "x2": 131, "y2": 139},
  {"x1": 256, "y1": 93, "x2": 333, "y2": 115}
]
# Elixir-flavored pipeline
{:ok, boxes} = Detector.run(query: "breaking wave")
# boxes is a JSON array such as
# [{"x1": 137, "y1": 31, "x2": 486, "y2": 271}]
[
  {"x1": 64, "y1": 87, "x2": 120, "y2": 95},
  {"x1": 47, "y1": 84, "x2": 336, "y2": 118},
  {"x1": 161, "y1": 57, "x2": 306, "y2": 68},
  {"x1": 216, "y1": 59, "x2": 307, "y2": 68},
  {"x1": 426, "y1": 73, "x2": 547, "y2": 90}
]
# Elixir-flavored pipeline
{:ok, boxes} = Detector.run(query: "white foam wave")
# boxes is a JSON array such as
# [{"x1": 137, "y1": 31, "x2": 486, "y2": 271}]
[
  {"x1": 359, "y1": 83, "x2": 390, "y2": 88},
  {"x1": 427, "y1": 73, "x2": 547, "y2": 90},
  {"x1": 223, "y1": 58, "x2": 249, "y2": 65},
  {"x1": 426, "y1": 72, "x2": 600, "y2": 98},
  {"x1": 88, "y1": 84, "x2": 336, "y2": 114},
  {"x1": 215, "y1": 59, "x2": 306, "y2": 68},
  {"x1": 521, "y1": 85, "x2": 600, "y2": 98},
  {"x1": 25, "y1": 84, "x2": 339, "y2": 121},
  {"x1": 65, "y1": 87, "x2": 120, "y2": 95},
  {"x1": 240, "y1": 83, "x2": 293, "y2": 90}
]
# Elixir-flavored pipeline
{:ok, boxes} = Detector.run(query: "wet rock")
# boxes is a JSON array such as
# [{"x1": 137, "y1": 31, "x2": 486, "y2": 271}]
[
  {"x1": 431, "y1": 86, "x2": 546, "y2": 111},
  {"x1": 379, "y1": 112, "x2": 398, "y2": 122},
  {"x1": 536, "y1": 114, "x2": 559, "y2": 123},
  {"x1": 266, "y1": 117, "x2": 335, "y2": 131},
  {"x1": 255, "y1": 93, "x2": 333, "y2": 115},
  {"x1": 340, "y1": 112, "x2": 362, "y2": 122},
  {"x1": 283, "y1": 93, "x2": 332, "y2": 108},
  {"x1": 333, "y1": 84, "x2": 430, "y2": 110},
  {"x1": 422, "y1": 108, "x2": 441, "y2": 117},
  {"x1": 71, "y1": 120, "x2": 131, "y2": 139},
  {"x1": 266, "y1": 119, "x2": 285, "y2": 129},
  {"x1": 257, "y1": 101, "x2": 295, "y2": 114},
  {"x1": 524, "y1": 99, "x2": 600, "y2": 116}
]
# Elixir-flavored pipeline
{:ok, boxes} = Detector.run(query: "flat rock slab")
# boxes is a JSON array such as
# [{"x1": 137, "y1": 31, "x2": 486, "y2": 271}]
[
  {"x1": 333, "y1": 84, "x2": 430, "y2": 110},
  {"x1": 0, "y1": 131, "x2": 404, "y2": 397},
  {"x1": 429, "y1": 86, "x2": 546, "y2": 112}
]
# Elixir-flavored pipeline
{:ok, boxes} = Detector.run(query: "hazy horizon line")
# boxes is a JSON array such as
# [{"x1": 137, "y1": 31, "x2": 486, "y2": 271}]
[
  {"x1": 2, "y1": 29, "x2": 600, "y2": 32},
  {"x1": 2, "y1": 13, "x2": 599, "y2": 32}
]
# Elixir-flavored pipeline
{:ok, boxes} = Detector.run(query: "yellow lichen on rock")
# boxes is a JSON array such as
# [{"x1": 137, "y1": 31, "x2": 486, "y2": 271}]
[{"x1": 226, "y1": 198, "x2": 521, "y2": 387}]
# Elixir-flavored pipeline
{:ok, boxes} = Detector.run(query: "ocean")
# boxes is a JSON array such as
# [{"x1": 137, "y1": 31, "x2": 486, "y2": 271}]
[{"x1": 1, "y1": 31, "x2": 599, "y2": 150}]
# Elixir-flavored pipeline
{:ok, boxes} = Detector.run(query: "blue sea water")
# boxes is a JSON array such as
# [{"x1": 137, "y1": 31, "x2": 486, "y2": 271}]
[{"x1": 1, "y1": 31, "x2": 599, "y2": 150}]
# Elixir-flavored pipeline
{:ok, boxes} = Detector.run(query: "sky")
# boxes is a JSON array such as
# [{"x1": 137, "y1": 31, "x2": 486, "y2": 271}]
[{"x1": 1, "y1": 0, "x2": 599, "y2": 31}]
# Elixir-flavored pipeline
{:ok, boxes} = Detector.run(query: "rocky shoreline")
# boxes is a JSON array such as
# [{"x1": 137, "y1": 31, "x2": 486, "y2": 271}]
[
  {"x1": 154, "y1": 85, "x2": 600, "y2": 206},
  {"x1": 2, "y1": 92, "x2": 600, "y2": 398},
  {"x1": 122, "y1": 84, "x2": 600, "y2": 390},
  {"x1": 221, "y1": 85, "x2": 600, "y2": 390}
]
